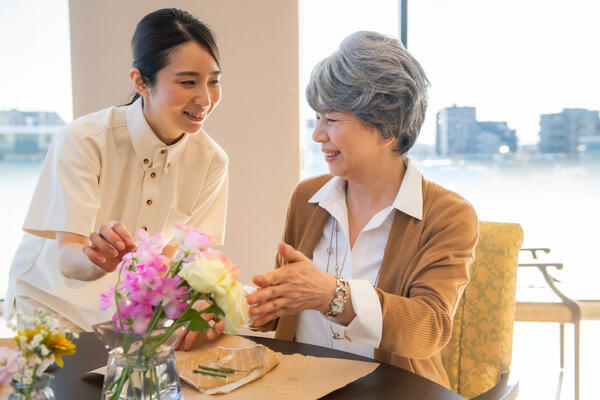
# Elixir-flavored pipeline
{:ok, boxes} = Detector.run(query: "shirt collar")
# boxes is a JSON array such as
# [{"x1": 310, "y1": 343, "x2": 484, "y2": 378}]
[
  {"x1": 392, "y1": 158, "x2": 423, "y2": 220},
  {"x1": 126, "y1": 97, "x2": 191, "y2": 171},
  {"x1": 308, "y1": 158, "x2": 423, "y2": 221}
]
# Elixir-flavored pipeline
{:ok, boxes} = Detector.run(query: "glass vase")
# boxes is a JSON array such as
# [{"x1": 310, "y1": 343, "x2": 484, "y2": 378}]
[
  {"x1": 93, "y1": 320, "x2": 185, "y2": 400},
  {"x1": 9, "y1": 373, "x2": 55, "y2": 400}
]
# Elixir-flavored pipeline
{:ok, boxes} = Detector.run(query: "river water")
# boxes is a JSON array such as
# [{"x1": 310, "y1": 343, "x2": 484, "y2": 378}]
[{"x1": 1, "y1": 156, "x2": 599, "y2": 299}]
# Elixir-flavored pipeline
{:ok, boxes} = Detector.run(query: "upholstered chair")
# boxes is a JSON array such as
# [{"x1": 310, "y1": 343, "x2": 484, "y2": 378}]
[{"x1": 442, "y1": 221, "x2": 523, "y2": 400}]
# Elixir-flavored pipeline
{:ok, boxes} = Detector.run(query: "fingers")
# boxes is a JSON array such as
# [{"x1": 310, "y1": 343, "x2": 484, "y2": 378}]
[
  {"x1": 82, "y1": 245, "x2": 107, "y2": 265},
  {"x1": 249, "y1": 296, "x2": 284, "y2": 319},
  {"x1": 206, "y1": 320, "x2": 225, "y2": 341},
  {"x1": 174, "y1": 319, "x2": 225, "y2": 351},
  {"x1": 246, "y1": 282, "x2": 285, "y2": 305},
  {"x1": 193, "y1": 299, "x2": 210, "y2": 311},
  {"x1": 84, "y1": 221, "x2": 136, "y2": 272},
  {"x1": 250, "y1": 302, "x2": 286, "y2": 327},
  {"x1": 277, "y1": 242, "x2": 308, "y2": 263},
  {"x1": 183, "y1": 330, "x2": 201, "y2": 351},
  {"x1": 89, "y1": 231, "x2": 119, "y2": 258},
  {"x1": 96, "y1": 222, "x2": 134, "y2": 252},
  {"x1": 108, "y1": 221, "x2": 135, "y2": 249},
  {"x1": 251, "y1": 267, "x2": 288, "y2": 288}
]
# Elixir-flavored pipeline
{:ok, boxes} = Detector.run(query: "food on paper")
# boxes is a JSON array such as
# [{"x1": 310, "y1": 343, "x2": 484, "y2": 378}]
[{"x1": 177, "y1": 338, "x2": 280, "y2": 394}]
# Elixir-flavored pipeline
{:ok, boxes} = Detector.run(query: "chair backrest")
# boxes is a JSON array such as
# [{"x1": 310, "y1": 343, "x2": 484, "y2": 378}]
[{"x1": 442, "y1": 221, "x2": 524, "y2": 399}]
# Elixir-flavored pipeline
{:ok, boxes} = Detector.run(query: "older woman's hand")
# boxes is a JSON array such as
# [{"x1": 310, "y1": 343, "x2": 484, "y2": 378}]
[{"x1": 247, "y1": 242, "x2": 338, "y2": 327}]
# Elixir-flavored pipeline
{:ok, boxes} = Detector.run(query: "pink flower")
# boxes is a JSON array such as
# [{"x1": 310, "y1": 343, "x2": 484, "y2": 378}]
[
  {"x1": 0, "y1": 346, "x2": 20, "y2": 385},
  {"x1": 173, "y1": 225, "x2": 212, "y2": 261},
  {"x1": 99, "y1": 290, "x2": 114, "y2": 311},
  {"x1": 134, "y1": 229, "x2": 164, "y2": 264},
  {"x1": 117, "y1": 302, "x2": 154, "y2": 333}
]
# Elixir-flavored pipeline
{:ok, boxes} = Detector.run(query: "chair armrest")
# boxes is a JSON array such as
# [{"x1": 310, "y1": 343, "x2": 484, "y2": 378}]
[
  {"x1": 517, "y1": 262, "x2": 581, "y2": 321},
  {"x1": 519, "y1": 247, "x2": 550, "y2": 259},
  {"x1": 471, "y1": 372, "x2": 519, "y2": 400}
]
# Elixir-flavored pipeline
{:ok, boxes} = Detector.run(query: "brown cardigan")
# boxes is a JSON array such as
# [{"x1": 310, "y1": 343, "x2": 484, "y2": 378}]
[{"x1": 262, "y1": 173, "x2": 478, "y2": 388}]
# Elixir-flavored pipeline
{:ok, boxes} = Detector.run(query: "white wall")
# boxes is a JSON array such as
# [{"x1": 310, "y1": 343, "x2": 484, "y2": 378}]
[{"x1": 69, "y1": 0, "x2": 300, "y2": 283}]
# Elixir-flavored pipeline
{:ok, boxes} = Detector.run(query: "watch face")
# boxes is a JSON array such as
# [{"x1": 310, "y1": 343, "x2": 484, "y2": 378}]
[{"x1": 331, "y1": 298, "x2": 345, "y2": 314}]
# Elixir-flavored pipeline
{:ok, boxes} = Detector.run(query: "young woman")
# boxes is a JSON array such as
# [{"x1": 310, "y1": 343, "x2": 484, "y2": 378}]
[{"x1": 4, "y1": 8, "x2": 228, "y2": 338}]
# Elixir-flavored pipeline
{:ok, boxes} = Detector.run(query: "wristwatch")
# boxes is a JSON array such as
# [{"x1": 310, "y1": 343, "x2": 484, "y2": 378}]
[{"x1": 323, "y1": 277, "x2": 348, "y2": 319}]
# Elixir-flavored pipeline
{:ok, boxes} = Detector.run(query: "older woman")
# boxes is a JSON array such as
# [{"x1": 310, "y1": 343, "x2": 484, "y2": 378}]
[{"x1": 246, "y1": 31, "x2": 478, "y2": 388}]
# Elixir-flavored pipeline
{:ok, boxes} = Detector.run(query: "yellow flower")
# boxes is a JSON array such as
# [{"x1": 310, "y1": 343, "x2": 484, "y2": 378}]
[
  {"x1": 15, "y1": 327, "x2": 43, "y2": 344},
  {"x1": 178, "y1": 251, "x2": 249, "y2": 333},
  {"x1": 46, "y1": 333, "x2": 76, "y2": 368},
  {"x1": 179, "y1": 255, "x2": 233, "y2": 295},
  {"x1": 215, "y1": 281, "x2": 249, "y2": 334}
]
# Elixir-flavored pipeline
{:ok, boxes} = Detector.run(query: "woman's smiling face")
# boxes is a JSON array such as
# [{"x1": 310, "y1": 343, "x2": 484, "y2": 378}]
[
  {"x1": 312, "y1": 111, "x2": 388, "y2": 180},
  {"x1": 141, "y1": 41, "x2": 221, "y2": 144}
]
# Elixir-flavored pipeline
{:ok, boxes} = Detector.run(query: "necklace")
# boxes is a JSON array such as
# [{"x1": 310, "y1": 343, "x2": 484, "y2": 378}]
[
  {"x1": 325, "y1": 218, "x2": 348, "y2": 278},
  {"x1": 325, "y1": 217, "x2": 349, "y2": 343}
]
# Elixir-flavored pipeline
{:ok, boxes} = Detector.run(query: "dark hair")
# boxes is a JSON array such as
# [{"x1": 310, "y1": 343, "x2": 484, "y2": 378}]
[{"x1": 127, "y1": 8, "x2": 220, "y2": 104}]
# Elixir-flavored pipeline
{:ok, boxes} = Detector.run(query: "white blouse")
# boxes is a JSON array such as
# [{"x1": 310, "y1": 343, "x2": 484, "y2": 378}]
[
  {"x1": 295, "y1": 160, "x2": 423, "y2": 358},
  {"x1": 4, "y1": 98, "x2": 228, "y2": 331}
]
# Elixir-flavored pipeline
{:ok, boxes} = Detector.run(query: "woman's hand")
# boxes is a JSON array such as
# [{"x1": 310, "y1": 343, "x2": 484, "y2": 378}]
[
  {"x1": 83, "y1": 221, "x2": 136, "y2": 273},
  {"x1": 174, "y1": 300, "x2": 225, "y2": 351},
  {"x1": 246, "y1": 242, "x2": 338, "y2": 327}
]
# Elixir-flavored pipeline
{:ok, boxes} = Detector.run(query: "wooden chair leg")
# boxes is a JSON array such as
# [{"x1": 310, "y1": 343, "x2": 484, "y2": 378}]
[
  {"x1": 574, "y1": 321, "x2": 580, "y2": 400},
  {"x1": 560, "y1": 323, "x2": 565, "y2": 369}
]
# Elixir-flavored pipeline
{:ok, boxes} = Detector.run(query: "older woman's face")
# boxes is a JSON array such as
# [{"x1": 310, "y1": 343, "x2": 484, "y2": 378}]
[{"x1": 312, "y1": 111, "x2": 388, "y2": 180}]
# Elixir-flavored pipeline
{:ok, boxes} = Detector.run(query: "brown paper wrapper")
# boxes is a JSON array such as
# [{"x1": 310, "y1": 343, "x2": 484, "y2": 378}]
[
  {"x1": 177, "y1": 336, "x2": 280, "y2": 394},
  {"x1": 176, "y1": 335, "x2": 379, "y2": 399}
]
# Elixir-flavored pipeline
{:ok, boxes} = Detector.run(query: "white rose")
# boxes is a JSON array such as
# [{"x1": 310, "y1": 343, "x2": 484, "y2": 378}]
[
  {"x1": 178, "y1": 256, "x2": 233, "y2": 295},
  {"x1": 216, "y1": 282, "x2": 249, "y2": 334}
]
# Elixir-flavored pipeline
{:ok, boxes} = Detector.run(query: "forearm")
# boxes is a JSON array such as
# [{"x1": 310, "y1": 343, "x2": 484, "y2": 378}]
[
  {"x1": 58, "y1": 242, "x2": 107, "y2": 281},
  {"x1": 376, "y1": 289, "x2": 452, "y2": 359}
]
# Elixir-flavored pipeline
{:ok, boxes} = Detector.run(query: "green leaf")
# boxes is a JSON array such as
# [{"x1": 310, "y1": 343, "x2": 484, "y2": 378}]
[
  {"x1": 178, "y1": 308, "x2": 210, "y2": 331},
  {"x1": 199, "y1": 303, "x2": 224, "y2": 317},
  {"x1": 188, "y1": 317, "x2": 210, "y2": 331}
]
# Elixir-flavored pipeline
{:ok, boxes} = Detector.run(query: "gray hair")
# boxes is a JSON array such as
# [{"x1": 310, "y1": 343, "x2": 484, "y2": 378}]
[{"x1": 306, "y1": 31, "x2": 430, "y2": 155}]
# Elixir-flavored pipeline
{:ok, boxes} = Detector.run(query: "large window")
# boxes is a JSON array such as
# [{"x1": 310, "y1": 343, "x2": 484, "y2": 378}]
[
  {"x1": 299, "y1": 0, "x2": 400, "y2": 178},
  {"x1": 406, "y1": 0, "x2": 600, "y2": 296},
  {"x1": 300, "y1": 0, "x2": 600, "y2": 297},
  {"x1": 0, "y1": 0, "x2": 72, "y2": 298}
]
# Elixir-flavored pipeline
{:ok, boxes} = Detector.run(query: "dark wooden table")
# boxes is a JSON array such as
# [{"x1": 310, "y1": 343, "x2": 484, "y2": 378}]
[{"x1": 50, "y1": 332, "x2": 465, "y2": 399}]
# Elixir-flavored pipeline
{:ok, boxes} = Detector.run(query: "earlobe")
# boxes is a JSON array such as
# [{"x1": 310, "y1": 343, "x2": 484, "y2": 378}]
[
  {"x1": 129, "y1": 68, "x2": 149, "y2": 97},
  {"x1": 380, "y1": 135, "x2": 396, "y2": 148}
]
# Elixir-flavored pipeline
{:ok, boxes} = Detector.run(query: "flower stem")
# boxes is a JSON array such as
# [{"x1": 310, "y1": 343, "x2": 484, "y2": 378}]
[
  {"x1": 114, "y1": 264, "x2": 126, "y2": 330},
  {"x1": 142, "y1": 293, "x2": 200, "y2": 356},
  {"x1": 194, "y1": 364, "x2": 234, "y2": 374},
  {"x1": 192, "y1": 369, "x2": 228, "y2": 378}
]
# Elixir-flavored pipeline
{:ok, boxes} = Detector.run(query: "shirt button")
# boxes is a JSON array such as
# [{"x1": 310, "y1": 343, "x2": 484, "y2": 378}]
[
  {"x1": 167, "y1": 162, "x2": 171, "y2": 168},
  {"x1": 146, "y1": 199, "x2": 152, "y2": 205},
  {"x1": 161, "y1": 149, "x2": 166, "y2": 154},
  {"x1": 150, "y1": 172, "x2": 156, "y2": 178},
  {"x1": 143, "y1": 158, "x2": 150, "y2": 165}
]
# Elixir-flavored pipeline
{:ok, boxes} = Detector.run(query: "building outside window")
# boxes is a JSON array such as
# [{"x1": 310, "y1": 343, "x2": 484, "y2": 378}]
[
  {"x1": 300, "y1": 0, "x2": 600, "y2": 298},
  {"x1": 0, "y1": 0, "x2": 72, "y2": 298}
]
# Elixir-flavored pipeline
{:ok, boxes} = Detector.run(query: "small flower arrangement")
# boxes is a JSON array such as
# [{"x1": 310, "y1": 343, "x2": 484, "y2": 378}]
[
  {"x1": 0, "y1": 309, "x2": 78, "y2": 399},
  {"x1": 95, "y1": 225, "x2": 249, "y2": 399}
]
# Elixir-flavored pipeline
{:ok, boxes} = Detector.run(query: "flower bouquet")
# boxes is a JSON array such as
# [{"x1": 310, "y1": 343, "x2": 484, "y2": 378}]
[
  {"x1": 0, "y1": 309, "x2": 78, "y2": 400},
  {"x1": 94, "y1": 225, "x2": 249, "y2": 400}
]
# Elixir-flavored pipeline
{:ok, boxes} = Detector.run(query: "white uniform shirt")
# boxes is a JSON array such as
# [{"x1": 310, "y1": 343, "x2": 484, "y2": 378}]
[
  {"x1": 4, "y1": 98, "x2": 228, "y2": 330},
  {"x1": 295, "y1": 159, "x2": 423, "y2": 358}
]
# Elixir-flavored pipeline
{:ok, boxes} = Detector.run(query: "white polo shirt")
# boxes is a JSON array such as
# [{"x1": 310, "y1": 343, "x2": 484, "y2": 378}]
[
  {"x1": 295, "y1": 159, "x2": 423, "y2": 358},
  {"x1": 4, "y1": 98, "x2": 228, "y2": 331}
]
